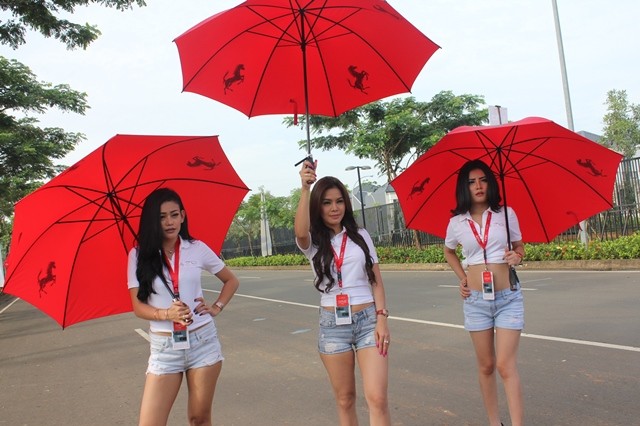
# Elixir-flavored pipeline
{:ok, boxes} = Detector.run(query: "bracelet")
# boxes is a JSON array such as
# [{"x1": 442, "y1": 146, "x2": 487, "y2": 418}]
[
  {"x1": 164, "y1": 309, "x2": 169, "y2": 320},
  {"x1": 376, "y1": 309, "x2": 389, "y2": 317},
  {"x1": 214, "y1": 301, "x2": 225, "y2": 311},
  {"x1": 516, "y1": 252, "x2": 524, "y2": 259},
  {"x1": 153, "y1": 309, "x2": 159, "y2": 321}
]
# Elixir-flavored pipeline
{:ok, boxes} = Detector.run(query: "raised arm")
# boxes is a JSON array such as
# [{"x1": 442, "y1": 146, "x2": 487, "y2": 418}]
[{"x1": 294, "y1": 159, "x2": 317, "y2": 250}]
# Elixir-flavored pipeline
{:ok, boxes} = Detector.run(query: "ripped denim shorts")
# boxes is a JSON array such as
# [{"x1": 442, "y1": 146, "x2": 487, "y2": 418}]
[
  {"x1": 463, "y1": 288, "x2": 524, "y2": 332},
  {"x1": 318, "y1": 304, "x2": 378, "y2": 355}
]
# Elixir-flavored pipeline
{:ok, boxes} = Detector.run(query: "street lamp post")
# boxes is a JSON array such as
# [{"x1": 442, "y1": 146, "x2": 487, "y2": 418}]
[{"x1": 345, "y1": 165, "x2": 371, "y2": 228}]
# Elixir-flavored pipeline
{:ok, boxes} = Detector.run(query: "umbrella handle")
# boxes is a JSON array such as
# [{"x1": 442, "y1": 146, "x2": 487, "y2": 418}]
[{"x1": 294, "y1": 155, "x2": 314, "y2": 168}]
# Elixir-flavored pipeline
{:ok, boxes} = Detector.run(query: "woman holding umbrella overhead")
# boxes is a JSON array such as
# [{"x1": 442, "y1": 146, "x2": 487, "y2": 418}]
[
  {"x1": 295, "y1": 160, "x2": 391, "y2": 426},
  {"x1": 443, "y1": 160, "x2": 525, "y2": 426},
  {"x1": 127, "y1": 188, "x2": 239, "y2": 426}
]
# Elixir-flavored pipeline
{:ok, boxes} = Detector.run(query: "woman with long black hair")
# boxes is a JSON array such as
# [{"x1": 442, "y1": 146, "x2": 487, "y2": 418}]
[
  {"x1": 295, "y1": 160, "x2": 391, "y2": 426},
  {"x1": 128, "y1": 188, "x2": 239, "y2": 426},
  {"x1": 444, "y1": 159, "x2": 525, "y2": 426}
]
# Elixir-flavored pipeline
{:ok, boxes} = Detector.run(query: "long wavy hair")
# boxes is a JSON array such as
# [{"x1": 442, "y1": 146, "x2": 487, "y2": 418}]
[
  {"x1": 451, "y1": 159, "x2": 502, "y2": 216},
  {"x1": 135, "y1": 188, "x2": 194, "y2": 302},
  {"x1": 309, "y1": 176, "x2": 375, "y2": 292}
]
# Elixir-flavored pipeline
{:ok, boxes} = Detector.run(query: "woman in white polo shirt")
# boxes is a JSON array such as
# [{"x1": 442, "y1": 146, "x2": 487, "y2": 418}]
[
  {"x1": 295, "y1": 159, "x2": 391, "y2": 426},
  {"x1": 444, "y1": 159, "x2": 525, "y2": 426},
  {"x1": 128, "y1": 188, "x2": 239, "y2": 426}
]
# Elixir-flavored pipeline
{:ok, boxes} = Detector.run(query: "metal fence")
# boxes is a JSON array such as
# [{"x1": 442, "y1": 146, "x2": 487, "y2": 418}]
[{"x1": 221, "y1": 157, "x2": 640, "y2": 259}]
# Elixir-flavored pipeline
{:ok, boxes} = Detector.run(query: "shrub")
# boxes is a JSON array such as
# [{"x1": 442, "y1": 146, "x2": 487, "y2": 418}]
[{"x1": 224, "y1": 232, "x2": 640, "y2": 267}]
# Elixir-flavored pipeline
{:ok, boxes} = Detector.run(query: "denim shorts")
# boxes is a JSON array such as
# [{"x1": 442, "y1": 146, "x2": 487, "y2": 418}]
[
  {"x1": 463, "y1": 288, "x2": 524, "y2": 332},
  {"x1": 318, "y1": 304, "x2": 378, "y2": 355},
  {"x1": 147, "y1": 320, "x2": 224, "y2": 375}
]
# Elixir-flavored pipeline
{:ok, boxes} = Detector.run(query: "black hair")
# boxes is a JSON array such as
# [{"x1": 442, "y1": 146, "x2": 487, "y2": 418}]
[
  {"x1": 135, "y1": 188, "x2": 194, "y2": 302},
  {"x1": 451, "y1": 159, "x2": 502, "y2": 215},
  {"x1": 308, "y1": 176, "x2": 375, "y2": 292}
]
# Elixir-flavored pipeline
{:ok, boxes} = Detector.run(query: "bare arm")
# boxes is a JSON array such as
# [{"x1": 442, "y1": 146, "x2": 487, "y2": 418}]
[
  {"x1": 128, "y1": 288, "x2": 191, "y2": 325},
  {"x1": 294, "y1": 159, "x2": 317, "y2": 250},
  {"x1": 504, "y1": 240, "x2": 525, "y2": 266},
  {"x1": 194, "y1": 265, "x2": 239, "y2": 317},
  {"x1": 444, "y1": 246, "x2": 470, "y2": 299},
  {"x1": 371, "y1": 263, "x2": 390, "y2": 356}
]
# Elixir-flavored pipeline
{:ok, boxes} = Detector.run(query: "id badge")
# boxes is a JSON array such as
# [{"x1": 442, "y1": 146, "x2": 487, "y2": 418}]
[
  {"x1": 482, "y1": 270, "x2": 495, "y2": 301},
  {"x1": 172, "y1": 322, "x2": 190, "y2": 350},
  {"x1": 335, "y1": 293, "x2": 352, "y2": 325}
]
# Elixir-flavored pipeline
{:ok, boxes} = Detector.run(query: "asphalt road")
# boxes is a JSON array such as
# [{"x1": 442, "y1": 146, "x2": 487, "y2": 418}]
[{"x1": 1, "y1": 269, "x2": 639, "y2": 425}]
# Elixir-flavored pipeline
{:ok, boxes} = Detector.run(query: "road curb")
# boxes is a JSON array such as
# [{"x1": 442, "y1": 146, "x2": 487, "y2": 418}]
[{"x1": 229, "y1": 259, "x2": 640, "y2": 272}]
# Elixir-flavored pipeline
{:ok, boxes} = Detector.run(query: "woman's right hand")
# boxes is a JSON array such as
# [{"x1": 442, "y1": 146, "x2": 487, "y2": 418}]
[
  {"x1": 459, "y1": 276, "x2": 470, "y2": 299},
  {"x1": 169, "y1": 300, "x2": 193, "y2": 325},
  {"x1": 299, "y1": 159, "x2": 317, "y2": 189}
]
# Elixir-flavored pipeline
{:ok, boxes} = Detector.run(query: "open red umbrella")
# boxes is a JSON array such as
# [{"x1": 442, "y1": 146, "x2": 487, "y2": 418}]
[
  {"x1": 390, "y1": 117, "x2": 624, "y2": 243},
  {"x1": 2, "y1": 135, "x2": 249, "y2": 328},
  {"x1": 174, "y1": 0, "x2": 439, "y2": 155}
]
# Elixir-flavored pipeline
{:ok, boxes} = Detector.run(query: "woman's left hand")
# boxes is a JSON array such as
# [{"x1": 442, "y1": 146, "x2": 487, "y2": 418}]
[
  {"x1": 375, "y1": 320, "x2": 390, "y2": 357},
  {"x1": 504, "y1": 249, "x2": 522, "y2": 267},
  {"x1": 193, "y1": 296, "x2": 221, "y2": 317}
]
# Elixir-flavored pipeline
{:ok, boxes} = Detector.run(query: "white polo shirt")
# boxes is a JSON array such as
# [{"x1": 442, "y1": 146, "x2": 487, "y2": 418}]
[
  {"x1": 445, "y1": 206, "x2": 522, "y2": 267},
  {"x1": 128, "y1": 237, "x2": 225, "y2": 333},
  {"x1": 297, "y1": 227, "x2": 378, "y2": 306}
]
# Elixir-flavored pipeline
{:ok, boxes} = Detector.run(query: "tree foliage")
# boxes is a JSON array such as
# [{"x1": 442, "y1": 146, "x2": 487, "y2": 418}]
[
  {"x1": 226, "y1": 190, "x2": 296, "y2": 257},
  {"x1": 0, "y1": 57, "x2": 89, "y2": 242},
  {"x1": 602, "y1": 89, "x2": 640, "y2": 158},
  {"x1": 0, "y1": 1, "x2": 146, "y2": 250},
  {"x1": 284, "y1": 91, "x2": 487, "y2": 182},
  {"x1": 0, "y1": 0, "x2": 146, "y2": 50}
]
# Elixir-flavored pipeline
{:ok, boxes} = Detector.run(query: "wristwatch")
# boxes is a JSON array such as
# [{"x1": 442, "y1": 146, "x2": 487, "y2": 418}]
[
  {"x1": 214, "y1": 301, "x2": 225, "y2": 311},
  {"x1": 376, "y1": 308, "x2": 389, "y2": 317}
]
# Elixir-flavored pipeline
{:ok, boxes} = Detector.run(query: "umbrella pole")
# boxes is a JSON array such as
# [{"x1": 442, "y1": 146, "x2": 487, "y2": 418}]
[
  {"x1": 301, "y1": 12, "x2": 312, "y2": 157},
  {"x1": 497, "y1": 154, "x2": 512, "y2": 249},
  {"x1": 293, "y1": 20, "x2": 313, "y2": 168}
]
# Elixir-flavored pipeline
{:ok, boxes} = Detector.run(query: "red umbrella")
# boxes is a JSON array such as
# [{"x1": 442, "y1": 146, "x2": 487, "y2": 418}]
[
  {"x1": 174, "y1": 0, "x2": 440, "y2": 155},
  {"x1": 390, "y1": 117, "x2": 624, "y2": 243},
  {"x1": 2, "y1": 135, "x2": 249, "y2": 328}
]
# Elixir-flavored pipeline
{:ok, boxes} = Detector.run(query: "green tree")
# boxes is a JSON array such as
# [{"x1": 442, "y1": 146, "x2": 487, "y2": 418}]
[
  {"x1": 602, "y1": 89, "x2": 640, "y2": 158},
  {"x1": 0, "y1": 0, "x2": 146, "y2": 49},
  {"x1": 602, "y1": 89, "x2": 640, "y2": 207},
  {"x1": 285, "y1": 91, "x2": 487, "y2": 183},
  {"x1": 227, "y1": 199, "x2": 260, "y2": 257},
  {"x1": 0, "y1": 0, "x2": 146, "y2": 250},
  {"x1": 0, "y1": 57, "x2": 88, "y2": 244},
  {"x1": 226, "y1": 190, "x2": 295, "y2": 256}
]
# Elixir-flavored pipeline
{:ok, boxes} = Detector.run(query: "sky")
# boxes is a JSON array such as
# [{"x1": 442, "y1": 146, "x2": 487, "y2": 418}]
[{"x1": 1, "y1": 0, "x2": 639, "y2": 198}]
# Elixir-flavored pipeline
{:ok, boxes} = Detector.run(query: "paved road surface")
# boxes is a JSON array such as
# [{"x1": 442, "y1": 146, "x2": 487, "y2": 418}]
[{"x1": 1, "y1": 269, "x2": 639, "y2": 425}]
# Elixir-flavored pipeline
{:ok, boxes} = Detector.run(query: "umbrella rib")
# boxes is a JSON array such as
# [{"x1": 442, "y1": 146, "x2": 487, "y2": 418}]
[
  {"x1": 179, "y1": 5, "x2": 299, "y2": 93},
  {"x1": 245, "y1": 2, "x2": 305, "y2": 117},
  {"x1": 303, "y1": 4, "x2": 422, "y2": 114},
  {"x1": 404, "y1": 168, "x2": 460, "y2": 229},
  {"x1": 500, "y1": 127, "x2": 615, "y2": 241}
]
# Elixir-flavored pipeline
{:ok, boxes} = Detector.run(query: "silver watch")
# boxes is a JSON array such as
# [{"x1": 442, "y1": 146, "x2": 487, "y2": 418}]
[{"x1": 214, "y1": 301, "x2": 225, "y2": 311}]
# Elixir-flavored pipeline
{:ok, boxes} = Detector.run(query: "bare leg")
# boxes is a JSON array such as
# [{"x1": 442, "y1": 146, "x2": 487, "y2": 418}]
[
  {"x1": 469, "y1": 329, "x2": 501, "y2": 426},
  {"x1": 184, "y1": 362, "x2": 223, "y2": 426},
  {"x1": 320, "y1": 351, "x2": 358, "y2": 426},
  {"x1": 139, "y1": 372, "x2": 183, "y2": 426},
  {"x1": 356, "y1": 347, "x2": 390, "y2": 426},
  {"x1": 496, "y1": 328, "x2": 523, "y2": 426}
]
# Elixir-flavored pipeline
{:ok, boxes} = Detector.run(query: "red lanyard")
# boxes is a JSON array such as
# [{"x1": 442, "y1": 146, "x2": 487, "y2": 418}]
[
  {"x1": 162, "y1": 238, "x2": 181, "y2": 300},
  {"x1": 330, "y1": 233, "x2": 348, "y2": 289},
  {"x1": 468, "y1": 211, "x2": 492, "y2": 266}
]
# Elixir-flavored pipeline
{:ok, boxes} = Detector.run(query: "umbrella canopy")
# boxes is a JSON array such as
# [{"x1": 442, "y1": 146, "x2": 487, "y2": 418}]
[
  {"x1": 2, "y1": 135, "x2": 249, "y2": 328},
  {"x1": 390, "y1": 117, "x2": 624, "y2": 243},
  {"x1": 174, "y1": 0, "x2": 440, "y2": 153}
]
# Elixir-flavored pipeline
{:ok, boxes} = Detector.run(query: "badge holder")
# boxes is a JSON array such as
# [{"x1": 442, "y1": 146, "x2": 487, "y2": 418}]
[
  {"x1": 335, "y1": 293, "x2": 352, "y2": 325},
  {"x1": 172, "y1": 324, "x2": 190, "y2": 350},
  {"x1": 171, "y1": 295, "x2": 190, "y2": 350},
  {"x1": 482, "y1": 270, "x2": 495, "y2": 301}
]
